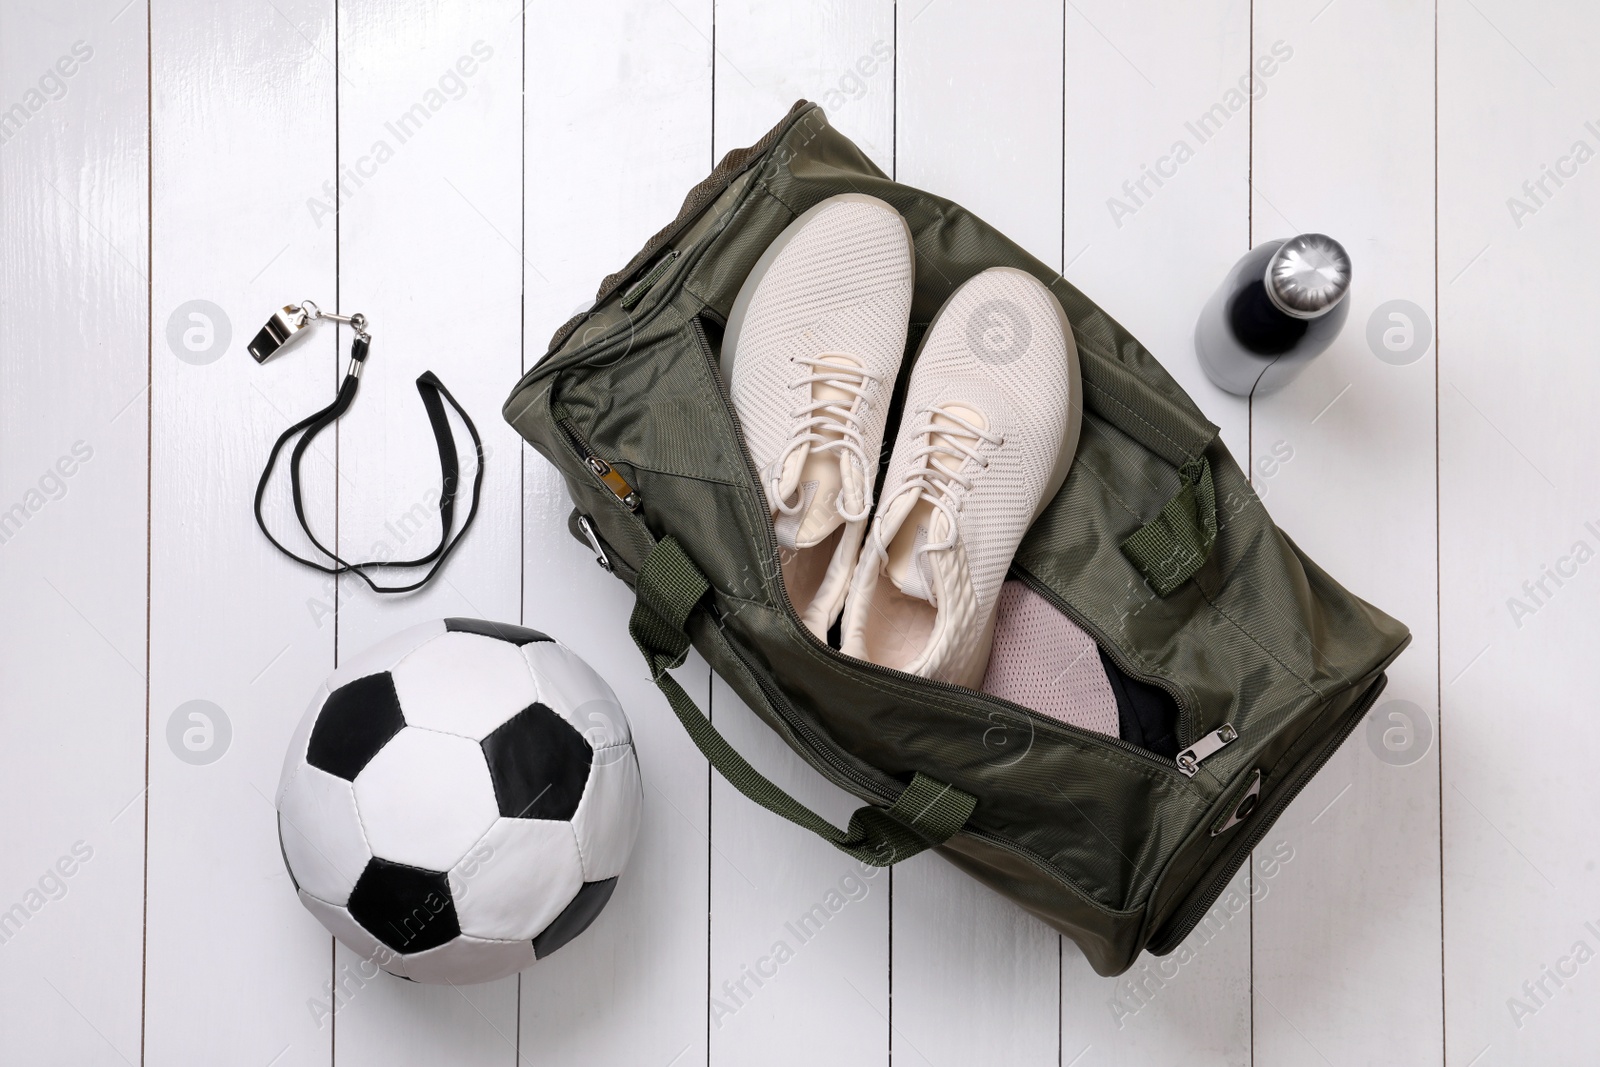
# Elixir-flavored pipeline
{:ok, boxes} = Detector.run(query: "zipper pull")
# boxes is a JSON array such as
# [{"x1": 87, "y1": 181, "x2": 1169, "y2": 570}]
[
  {"x1": 1176, "y1": 723, "x2": 1237, "y2": 778},
  {"x1": 554, "y1": 406, "x2": 643, "y2": 512},
  {"x1": 577, "y1": 514, "x2": 613, "y2": 572},
  {"x1": 586, "y1": 455, "x2": 641, "y2": 511}
]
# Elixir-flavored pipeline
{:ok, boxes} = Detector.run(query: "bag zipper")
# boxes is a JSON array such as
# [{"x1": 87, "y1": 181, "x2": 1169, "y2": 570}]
[
  {"x1": 690, "y1": 315, "x2": 1188, "y2": 779},
  {"x1": 1145, "y1": 670, "x2": 1388, "y2": 954},
  {"x1": 552, "y1": 404, "x2": 642, "y2": 511}
]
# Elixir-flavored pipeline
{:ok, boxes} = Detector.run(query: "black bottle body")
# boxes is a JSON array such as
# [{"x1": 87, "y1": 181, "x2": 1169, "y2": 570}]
[{"x1": 1195, "y1": 239, "x2": 1350, "y2": 397}]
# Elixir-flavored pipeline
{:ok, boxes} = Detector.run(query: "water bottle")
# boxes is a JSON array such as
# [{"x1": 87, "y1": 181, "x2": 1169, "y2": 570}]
[{"x1": 1194, "y1": 233, "x2": 1352, "y2": 397}]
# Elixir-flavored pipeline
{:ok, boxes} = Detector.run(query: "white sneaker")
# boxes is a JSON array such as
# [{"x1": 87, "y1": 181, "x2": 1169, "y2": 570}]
[
  {"x1": 840, "y1": 267, "x2": 1082, "y2": 687},
  {"x1": 723, "y1": 193, "x2": 915, "y2": 638}
]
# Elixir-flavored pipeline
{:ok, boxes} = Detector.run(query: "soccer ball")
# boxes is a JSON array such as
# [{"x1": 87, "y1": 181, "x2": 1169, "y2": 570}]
[{"x1": 275, "y1": 618, "x2": 642, "y2": 984}]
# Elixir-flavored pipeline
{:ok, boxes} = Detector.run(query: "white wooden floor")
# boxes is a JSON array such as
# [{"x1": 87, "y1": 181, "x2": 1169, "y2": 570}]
[{"x1": 1, "y1": 0, "x2": 1595, "y2": 1063}]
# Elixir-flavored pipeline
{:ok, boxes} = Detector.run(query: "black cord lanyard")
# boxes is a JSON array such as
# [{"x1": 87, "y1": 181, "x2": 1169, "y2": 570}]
[{"x1": 249, "y1": 301, "x2": 483, "y2": 594}]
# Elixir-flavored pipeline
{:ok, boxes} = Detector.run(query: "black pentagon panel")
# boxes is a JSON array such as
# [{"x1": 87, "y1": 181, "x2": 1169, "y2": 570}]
[
  {"x1": 307, "y1": 673, "x2": 406, "y2": 781},
  {"x1": 276, "y1": 813, "x2": 300, "y2": 893},
  {"x1": 444, "y1": 617, "x2": 552, "y2": 645},
  {"x1": 533, "y1": 878, "x2": 617, "y2": 959},
  {"x1": 347, "y1": 858, "x2": 460, "y2": 955},
  {"x1": 481, "y1": 702, "x2": 592, "y2": 820}
]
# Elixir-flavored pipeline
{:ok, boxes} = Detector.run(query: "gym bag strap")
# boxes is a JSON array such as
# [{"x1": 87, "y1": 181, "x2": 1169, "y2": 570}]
[
  {"x1": 1120, "y1": 454, "x2": 1217, "y2": 596},
  {"x1": 628, "y1": 535, "x2": 977, "y2": 867},
  {"x1": 252, "y1": 309, "x2": 485, "y2": 595}
]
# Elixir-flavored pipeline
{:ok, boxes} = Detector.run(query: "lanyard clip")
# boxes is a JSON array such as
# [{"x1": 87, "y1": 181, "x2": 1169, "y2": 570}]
[{"x1": 301, "y1": 298, "x2": 370, "y2": 340}]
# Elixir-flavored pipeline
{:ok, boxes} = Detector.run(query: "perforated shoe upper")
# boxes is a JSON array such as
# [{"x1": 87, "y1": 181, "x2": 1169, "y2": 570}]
[
  {"x1": 842, "y1": 267, "x2": 1081, "y2": 686},
  {"x1": 723, "y1": 194, "x2": 915, "y2": 635}
]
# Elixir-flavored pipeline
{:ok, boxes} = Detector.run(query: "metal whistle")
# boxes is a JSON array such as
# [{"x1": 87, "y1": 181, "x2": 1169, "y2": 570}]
[{"x1": 248, "y1": 305, "x2": 312, "y2": 363}]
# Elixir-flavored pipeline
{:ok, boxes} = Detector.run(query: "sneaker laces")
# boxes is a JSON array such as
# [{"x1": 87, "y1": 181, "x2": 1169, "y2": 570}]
[
  {"x1": 771, "y1": 352, "x2": 880, "y2": 524},
  {"x1": 876, "y1": 404, "x2": 1003, "y2": 559}
]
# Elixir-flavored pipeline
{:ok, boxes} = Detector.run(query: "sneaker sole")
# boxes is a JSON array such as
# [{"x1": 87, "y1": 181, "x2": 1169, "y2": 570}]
[{"x1": 721, "y1": 192, "x2": 916, "y2": 382}]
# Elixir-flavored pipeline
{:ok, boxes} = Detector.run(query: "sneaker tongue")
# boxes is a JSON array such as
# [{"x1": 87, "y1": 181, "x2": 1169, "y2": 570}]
[
  {"x1": 795, "y1": 449, "x2": 850, "y2": 543},
  {"x1": 773, "y1": 449, "x2": 848, "y2": 549},
  {"x1": 883, "y1": 499, "x2": 951, "y2": 605}
]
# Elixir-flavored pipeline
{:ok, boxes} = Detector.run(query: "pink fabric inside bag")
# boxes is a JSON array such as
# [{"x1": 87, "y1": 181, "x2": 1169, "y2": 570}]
[{"x1": 980, "y1": 580, "x2": 1119, "y2": 738}]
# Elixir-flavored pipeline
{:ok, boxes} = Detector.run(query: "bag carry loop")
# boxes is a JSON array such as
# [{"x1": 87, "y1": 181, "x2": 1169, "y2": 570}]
[
  {"x1": 1120, "y1": 454, "x2": 1217, "y2": 597},
  {"x1": 251, "y1": 301, "x2": 484, "y2": 595},
  {"x1": 629, "y1": 535, "x2": 976, "y2": 866}
]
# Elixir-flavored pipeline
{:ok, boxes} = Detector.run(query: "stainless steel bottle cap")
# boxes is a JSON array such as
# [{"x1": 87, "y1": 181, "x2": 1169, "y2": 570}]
[{"x1": 1264, "y1": 233, "x2": 1351, "y2": 319}]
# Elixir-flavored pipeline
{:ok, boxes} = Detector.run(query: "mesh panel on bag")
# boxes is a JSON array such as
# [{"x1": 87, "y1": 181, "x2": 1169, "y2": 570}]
[{"x1": 980, "y1": 580, "x2": 1119, "y2": 737}]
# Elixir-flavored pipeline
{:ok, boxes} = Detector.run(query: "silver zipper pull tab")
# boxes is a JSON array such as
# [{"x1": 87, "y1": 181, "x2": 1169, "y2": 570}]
[
  {"x1": 577, "y1": 514, "x2": 612, "y2": 572},
  {"x1": 248, "y1": 305, "x2": 311, "y2": 363},
  {"x1": 1176, "y1": 723, "x2": 1238, "y2": 778}
]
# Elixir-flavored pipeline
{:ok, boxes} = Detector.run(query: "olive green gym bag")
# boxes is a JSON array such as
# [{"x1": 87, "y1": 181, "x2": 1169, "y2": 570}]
[{"x1": 503, "y1": 101, "x2": 1410, "y2": 976}]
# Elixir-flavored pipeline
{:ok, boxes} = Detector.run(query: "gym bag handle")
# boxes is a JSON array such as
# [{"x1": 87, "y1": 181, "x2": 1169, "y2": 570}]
[{"x1": 628, "y1": 535, "x2": 977, "y2": 867}]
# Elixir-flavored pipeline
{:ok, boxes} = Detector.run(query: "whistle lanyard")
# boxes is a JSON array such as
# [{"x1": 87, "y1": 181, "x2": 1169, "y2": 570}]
[{"x1": 249, "y1": 300, "x2": 484, "y2": 594}]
